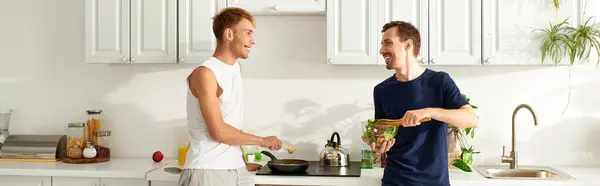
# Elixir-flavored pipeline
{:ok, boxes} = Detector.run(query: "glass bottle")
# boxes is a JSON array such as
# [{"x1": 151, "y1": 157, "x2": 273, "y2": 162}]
[
  {"x1": 361, "y1": 143, "x2": 374, "y2": 169},
  {"x1": 66, "y1": 122, "x2": 85, "y2": 159},
  {"x1": 86, "y1": 110, "x2": 102, "y2": 145},
  {"x1": 94, "y1": 130, "x2": 111, "y2": 159}
]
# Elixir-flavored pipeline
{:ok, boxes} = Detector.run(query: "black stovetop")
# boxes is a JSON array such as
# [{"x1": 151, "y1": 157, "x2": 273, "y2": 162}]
[{"x1": 255, "y1": 161, "x2": 361, "y2": 177}]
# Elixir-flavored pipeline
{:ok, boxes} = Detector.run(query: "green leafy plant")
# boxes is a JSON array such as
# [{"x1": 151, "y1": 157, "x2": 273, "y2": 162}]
[
  {"x1": 534, "y1": 18, "x2": 572, "y2": 65},
  {"x1": 534, "y1": 1, "x2": 600, "y2": 66},
  {"x1": 566, "y1": 17, "x2": 600, "y2": 66},
  {"x1": 448, "y1": 94, "x2": 479, "y2": 172}
]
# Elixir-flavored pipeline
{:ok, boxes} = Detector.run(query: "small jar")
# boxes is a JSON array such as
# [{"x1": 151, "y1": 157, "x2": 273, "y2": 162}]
[
  {"x1": 86, "y1": 110, "x2": 103, "y2": 145},
  {"x1": 94, "y1": 130, "x2": 111, "y2": 159},
  {"x1": 68, "y1": 145, "x2": 83, "y2": 159},
  {"x1": 83, "y1": 141, "x2": 97, "y2": 158},
  {"x1": 66, "y1": 122, "x2": 85, "y2": 158}
]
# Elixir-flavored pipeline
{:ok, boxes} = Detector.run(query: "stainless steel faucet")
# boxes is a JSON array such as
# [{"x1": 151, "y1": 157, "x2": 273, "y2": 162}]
[{"x1": 501, "y1": 104, "x2": 538, "y2": 169}]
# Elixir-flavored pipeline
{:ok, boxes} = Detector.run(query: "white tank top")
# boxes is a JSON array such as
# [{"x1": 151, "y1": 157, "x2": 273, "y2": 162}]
[{"x1": 183, "y1": 57, "x2": 245, "y2": 169}]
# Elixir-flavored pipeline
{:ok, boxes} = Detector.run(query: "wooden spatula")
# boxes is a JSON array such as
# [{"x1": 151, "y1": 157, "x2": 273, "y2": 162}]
[{"x1": 375, "y1": 117, "x2": 432, "y2": 126}]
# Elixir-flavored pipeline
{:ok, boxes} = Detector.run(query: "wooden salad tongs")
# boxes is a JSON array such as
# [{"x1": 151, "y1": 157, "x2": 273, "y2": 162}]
[{"x1": 375, "y1": 117, "x2": 432, "y2": 126}]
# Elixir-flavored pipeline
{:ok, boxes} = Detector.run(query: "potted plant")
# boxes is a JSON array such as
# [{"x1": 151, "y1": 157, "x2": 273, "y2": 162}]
[
  {"x1": 534, "y1": 0, "x2": 600, "y2": 66},
  {"x1": 447, "y1": 94, "x2": 479, "y2": 172}
]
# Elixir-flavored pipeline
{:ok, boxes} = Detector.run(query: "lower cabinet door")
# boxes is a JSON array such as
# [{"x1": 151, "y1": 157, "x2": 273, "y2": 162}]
[{"x1": 0, "y1": 175, "x2": 51, "y2": 186}]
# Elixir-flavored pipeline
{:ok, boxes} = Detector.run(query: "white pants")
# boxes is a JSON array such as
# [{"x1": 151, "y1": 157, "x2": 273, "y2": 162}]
[{"x1": 178, "y1": 167, "x2": 254, "y2": 186}]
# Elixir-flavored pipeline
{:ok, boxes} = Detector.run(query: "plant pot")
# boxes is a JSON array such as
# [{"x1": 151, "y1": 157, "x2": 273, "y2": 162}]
[
  {"x1": 446, "y1": 129, "x2": 461, "y2": 169},
  {"x1": 447, "y1": 129, "x2": 457, "y2": 152}
]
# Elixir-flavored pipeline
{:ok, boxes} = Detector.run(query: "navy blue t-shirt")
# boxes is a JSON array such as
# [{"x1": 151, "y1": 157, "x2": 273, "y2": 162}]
[{"x1": 374, "y1": 69, "x2": 468, "y2": 186}]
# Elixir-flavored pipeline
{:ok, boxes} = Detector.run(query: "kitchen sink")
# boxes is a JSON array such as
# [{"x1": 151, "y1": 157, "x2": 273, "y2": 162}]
[
  {"x1": 475, "y1": 165, "x2": 575, "y2": 180},
  {"x1": 475, "y1": 105, "x2": 575, "y2": 181}
]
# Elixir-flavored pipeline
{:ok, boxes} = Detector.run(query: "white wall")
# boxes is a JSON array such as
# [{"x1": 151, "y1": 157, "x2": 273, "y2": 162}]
[{"x1": 1, "y1": 0, "x2": 600, "y2": 167}]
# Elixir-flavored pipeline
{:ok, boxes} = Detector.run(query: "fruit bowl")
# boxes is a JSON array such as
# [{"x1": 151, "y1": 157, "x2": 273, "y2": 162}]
[{"x1": 362, "y1": 119, "x2": 398, "y2": 148}]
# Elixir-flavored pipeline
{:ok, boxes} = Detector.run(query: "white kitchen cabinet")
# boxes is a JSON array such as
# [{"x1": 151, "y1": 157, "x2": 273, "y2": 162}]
[
  {"x1": 0, "y1": 175, "x2": 51, "y2": 186},
  {"x1": 327, "y1": 0, "x2": 476, "y2": 66},
  {"x1": 377, "y1": 0, "x2": 429, "y2": 65},
  {"x1": 101, "y1": 178, "x2": 148, "y2": 186},
  {"x1": 130, "y1": 0, "x2": 177, "y2": 63},
  {"x1": 482, "y1": 0, "x2": 583, "y2": 65},
  {"x1": 326, "y1": 0, "x2": 379, "y2": 65},
  {"x1": 428, "y1": 0, "x2": 482, "y2": 65},
  {"x1": 52, "y1": 177, "x2": 99, "y2": 186},
  {"x1": 227, "y1": 0, "x2": 325, "y2": 14},
  {"x1": 52, "y1": 177, "x2": 147, "y2": 186},
  {"x1": 85, "y1": 0, "x2": 129, "y2": 63},
  {"x1": 178, "y1": 0, "x2": 226, "y2": 63},
  {"x1": 85, "y1": 0, "x2": 177, "y2": 64},
  {"x1": 150, "y1": 181, "x2": 177, "y2": 186}
]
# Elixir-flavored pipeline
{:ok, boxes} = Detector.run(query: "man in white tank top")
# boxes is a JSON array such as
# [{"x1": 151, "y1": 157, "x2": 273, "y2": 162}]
[{"x1": 179, "y1": 7, "x2": 283, "y2": 186}]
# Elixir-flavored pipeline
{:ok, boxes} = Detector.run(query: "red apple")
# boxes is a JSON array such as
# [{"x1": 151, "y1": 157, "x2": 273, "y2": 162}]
[{"x1": 152, "y1": 151, "x2": 164, "y2": 162}]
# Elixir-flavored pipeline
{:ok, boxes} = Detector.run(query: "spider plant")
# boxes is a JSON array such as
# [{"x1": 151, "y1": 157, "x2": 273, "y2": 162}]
[
  {"x1": 534, "y1": 17, "x2": 600, "y2": 66},
  {"x1": 566, "y1": 17, "x2": 600, "y2": 66},
  {"x1": 533, "y1": 18, "x2": 571, "y2": 65}
]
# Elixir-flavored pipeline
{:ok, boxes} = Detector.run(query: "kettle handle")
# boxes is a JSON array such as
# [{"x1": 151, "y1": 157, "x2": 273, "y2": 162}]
[{"x1": 329, "y1": 132, "x2": 341, "y2": 148}]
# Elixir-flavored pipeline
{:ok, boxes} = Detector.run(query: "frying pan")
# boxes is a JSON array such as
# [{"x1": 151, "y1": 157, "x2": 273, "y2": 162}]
[{"x1": 260, "y1": 151, "x2": 309, "y2": 173}]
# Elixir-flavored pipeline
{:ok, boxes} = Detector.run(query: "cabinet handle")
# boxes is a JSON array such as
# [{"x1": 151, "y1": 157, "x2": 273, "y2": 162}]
[
  {"x1": 418, "y1": 58, "x2": 425, "y2": 64},
  {"x1": 131, "y1": 57, "x2": 136, "y2": 62},
  {"x1": 179, "y1": 57, "x2": 185, "y2": 62},
  {"x1": 429, "y1": 58, "x2": 436, "y2": 64},
  {"x1": 271, "y1": 4, "x2": 280, "y2": 11},
  {"x1": 121, "y1": 56, "x2": 127, "y2": 62},
  {"x1": 327, "y1": 58, "x2": 334, "y2": 64},
  {"x1": 485, "y1": 58, "x2": 492, "y2": 64}
]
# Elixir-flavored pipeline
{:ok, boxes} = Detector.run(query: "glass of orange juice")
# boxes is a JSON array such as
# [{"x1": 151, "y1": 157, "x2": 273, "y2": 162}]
[{"x1": 178, "y1": 142, "x2": 189, "y2": 168}]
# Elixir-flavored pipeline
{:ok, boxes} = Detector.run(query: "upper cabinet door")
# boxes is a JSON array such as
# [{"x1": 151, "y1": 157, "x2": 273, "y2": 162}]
[
  {"x1": 227, "y1": 0, "x2": 325, "y2": 14},
  {"x1": 482, "y1": 0, "x2": 582, "y2": 65},
  {"x1": 130, "y1": 0, "x2": 177, "y2": 63},
  {"x1": 378, "y1": 0, "x2": 429, "y2": 66},
  {"x1": 85, "y1": 0, "x2": 130, "y2": 64},
  {"x1": 429, "y1": 0, "x2": 482, "y2": 65},
  {"x1": 327, "y1": 0, "x2": 378, "y2": 65},
  {"x1": 179, "y1": 0, "x2": 226, "y2": 63}
]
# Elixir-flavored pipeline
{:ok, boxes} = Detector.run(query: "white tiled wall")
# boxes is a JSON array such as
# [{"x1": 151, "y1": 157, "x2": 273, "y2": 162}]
[{"x1": 1, "y1": 0, "x2": 599, "y2": 166}]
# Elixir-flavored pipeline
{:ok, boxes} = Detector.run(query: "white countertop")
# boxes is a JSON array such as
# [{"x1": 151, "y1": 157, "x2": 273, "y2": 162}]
[
  {"x1": 1, "y1": 158, "x2": 597, "y2": 185},
  {"x1": 0, "y1": 158, "x2": 173, "y2": 179},
  {"x1": 146, "y1": 161, "x2": 600, "y2": 186}
]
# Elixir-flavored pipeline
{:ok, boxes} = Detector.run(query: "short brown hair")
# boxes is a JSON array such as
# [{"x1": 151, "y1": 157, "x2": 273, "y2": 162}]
[
  {"x1": 212, "y1": 7, "x2": 256, "y2": 43},
  {"x1": 382, "y1": 21, "x2": 421, "y2": 57}
]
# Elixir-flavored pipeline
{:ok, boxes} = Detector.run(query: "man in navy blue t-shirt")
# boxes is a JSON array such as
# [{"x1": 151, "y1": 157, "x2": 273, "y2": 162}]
[{"x1": 363, "y1": 21, "x2": 480, "y2": 186}]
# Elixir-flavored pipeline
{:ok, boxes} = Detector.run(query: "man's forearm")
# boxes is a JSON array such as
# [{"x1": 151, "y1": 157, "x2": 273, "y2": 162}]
[
  {"x1": 210, "y1": 123, "x2": 264, "y2": 146},
  {"x1": 428, "y1": 108, "x2": 479, "y2": 128}
]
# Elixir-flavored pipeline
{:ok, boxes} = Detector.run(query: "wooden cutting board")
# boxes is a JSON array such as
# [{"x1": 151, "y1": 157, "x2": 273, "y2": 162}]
[{"x1": 62, "y1": 157, "x2": 109, "y2": 164}]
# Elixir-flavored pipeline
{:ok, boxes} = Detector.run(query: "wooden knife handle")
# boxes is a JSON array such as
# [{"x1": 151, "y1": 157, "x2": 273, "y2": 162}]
[{"x1": 375, "y1": 117, "x2": 432, "y2": 126}]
